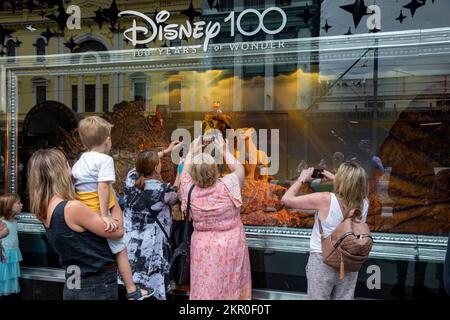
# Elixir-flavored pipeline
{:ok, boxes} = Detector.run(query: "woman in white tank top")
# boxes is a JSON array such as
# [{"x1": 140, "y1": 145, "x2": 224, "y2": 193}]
[{"x1": 281, "y1": 161, "x2": 369, "y2": 300}]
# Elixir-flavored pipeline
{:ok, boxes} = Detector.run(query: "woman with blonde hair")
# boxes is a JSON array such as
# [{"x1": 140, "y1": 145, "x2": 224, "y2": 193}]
[
  {"x1": 27, "y1": 148, "x2": 124, "y2": 300},
  {"x1": 282, "y1": 161, "x2": 369, "y2": 300},
  {"x1": 178, "y1": 136, "x2": 252, "y2": 300}
]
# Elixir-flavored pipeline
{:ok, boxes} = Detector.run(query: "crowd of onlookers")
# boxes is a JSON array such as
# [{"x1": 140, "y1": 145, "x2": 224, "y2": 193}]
[{"x1": 1, "y1": 116, "x2": 449, "y2": 300}]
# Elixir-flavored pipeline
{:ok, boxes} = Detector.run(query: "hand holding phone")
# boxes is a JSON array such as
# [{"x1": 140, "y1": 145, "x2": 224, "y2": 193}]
[{"x1": 311, "y1": 169, "x2": 324, "y2": 179}]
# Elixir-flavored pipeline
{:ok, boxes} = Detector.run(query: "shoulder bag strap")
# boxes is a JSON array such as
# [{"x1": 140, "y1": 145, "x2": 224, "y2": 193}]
[
  {"x1": 182, "y1": 184, "x2": 195, "y2": 246},
  {"x1": 143, "y1": 190, "x2": 171, "y2": 242}
]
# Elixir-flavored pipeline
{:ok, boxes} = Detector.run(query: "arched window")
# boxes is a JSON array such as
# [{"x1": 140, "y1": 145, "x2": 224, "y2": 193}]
[
  {"x1": 72, "y1": 39, "x2": 110, "y2": 64},
  {"x1": 6, "y1": 39, "x2": 16, "y2": 63},
  {"x1": 35, "y1": 38, "x2": 47, "y2": 62}
]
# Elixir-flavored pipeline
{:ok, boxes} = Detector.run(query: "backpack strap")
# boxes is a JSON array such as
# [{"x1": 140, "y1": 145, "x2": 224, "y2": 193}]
[
  {"x1": 335, "y1": 195, "x2": 364, "y2": 222},
  {"x1": 317, "y1": 195, "x2": 361, "y2": 238},
  {"x1": 317, "y1": 210, "x2": 324, "y2": 238}
]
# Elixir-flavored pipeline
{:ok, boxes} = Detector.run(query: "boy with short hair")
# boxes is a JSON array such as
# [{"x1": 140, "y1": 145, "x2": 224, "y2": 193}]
[{"x1": 72, "y1": 116, "x2": 151, "y2": 300}]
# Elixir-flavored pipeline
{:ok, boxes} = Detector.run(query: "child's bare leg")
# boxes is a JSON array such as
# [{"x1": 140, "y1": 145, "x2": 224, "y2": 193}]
[{"x1": 116, "y1": 249, "x2": 149, "y2": 298}]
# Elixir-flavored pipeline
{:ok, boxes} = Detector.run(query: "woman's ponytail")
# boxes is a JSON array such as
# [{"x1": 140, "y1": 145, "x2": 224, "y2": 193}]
[
  {"x1": 135, "y1": 150, "x2": 160, "y2": 190},
  {"x1": 135, "y1": 175, "x2": 146, "y2": 190}
]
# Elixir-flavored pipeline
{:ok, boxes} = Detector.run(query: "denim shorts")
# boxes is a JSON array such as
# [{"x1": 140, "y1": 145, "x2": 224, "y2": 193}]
[{"x1": 63, "y1": 266, "x2": 118, "y2": 300}]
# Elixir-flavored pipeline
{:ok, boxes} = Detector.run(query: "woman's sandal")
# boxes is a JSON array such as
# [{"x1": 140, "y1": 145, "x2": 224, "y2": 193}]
[{"x1": 126, "y1": 285, "x2": 155, "y2": 300}]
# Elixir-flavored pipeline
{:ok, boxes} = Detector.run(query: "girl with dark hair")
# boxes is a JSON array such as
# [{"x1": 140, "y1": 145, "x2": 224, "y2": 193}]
[{"x1": 123, "y1": 141, "x2": 180, "y2": 300}]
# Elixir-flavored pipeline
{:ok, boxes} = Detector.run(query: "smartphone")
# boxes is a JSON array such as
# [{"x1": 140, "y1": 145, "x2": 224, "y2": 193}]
[{"x1": 312, "y1": 169, "x2": 324, "y2": 179}]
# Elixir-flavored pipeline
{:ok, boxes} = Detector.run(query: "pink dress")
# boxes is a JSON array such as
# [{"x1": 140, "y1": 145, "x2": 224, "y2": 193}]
[{"x1": 179, "y1": 170, "x2": 252, "y2": 300}]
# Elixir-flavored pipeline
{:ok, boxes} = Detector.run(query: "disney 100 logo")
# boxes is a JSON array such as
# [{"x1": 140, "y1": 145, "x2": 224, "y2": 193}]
[{"x1": 118, "y1": 7, "x2": 287, "y2": 53}]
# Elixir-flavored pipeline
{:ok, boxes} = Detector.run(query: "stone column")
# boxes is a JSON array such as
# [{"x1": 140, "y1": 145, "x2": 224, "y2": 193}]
[
  {"x1": 95, "y1": 74, "x2": 101, "y2": 112},
  {"x1": 77, "y1": 75, "x2": 83, "y2": 113},
  {"x1": 233, "y1": 34, "x2": 243, "y2": 111},
  {"x1": 110, "y1": 75, "x2": 115, "y2": 111},
  {"x1": 264, "y1": 34, "x2": 274, "y2": 111}
]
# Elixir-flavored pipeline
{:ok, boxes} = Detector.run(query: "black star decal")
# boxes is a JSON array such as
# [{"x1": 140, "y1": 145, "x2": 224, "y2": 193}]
[
  {"x1": 403, "y1": 0, "x2": 424, "y2": 17},
  {"x1": 64, "y1": 36, "x2": 79, "y2": 53},
  {"x1": 181, "y1": 1, "x2": 201, "y2": 24},
  {"x1": 93, "y1": 7, "x2": 107, "y2": 30},
  {"x1": 340, "y1": 0, "x2": 368, "y2": 29},
  {"x1": 14, "y1": 38, "x2": 22, "y2": 47},
  {"x1": 213, "y1": 1, "x2": 222, "y2": 11},
  {"x1": 109, "y1": 25, "x2": 124, "y2": 34},
  {"x1": 46, "y1": 3, "x2": 70, "y2": 33},
  {"x1": 103, "y1": 0, "x2": 120, "y2": 28},
  {"x1": 0, "y1": 24, "x2": 15, "y2": 45},
  {"x1": 50, "y1": 0, "x2": 61, "y2": 6},
  {"x1": 24, "y1": 0, "x2": 38, "y2": 13},
  {"x1": 297, "y1": 7, "x2": 315, "y2": 25},
  {"x1": 207, "y1": 0, "x2": 215, "y2": 10},
  {"x1": 8, "y1": 0, "x2": 21, "y2": 14},
  {"x1": 322, "y1": 20, "x2": 332, "y2": 33},
  {"x1": 41, "y1": 26, "x2": 55, "y2": 42},
  {"x1": 396, "y1": 10, "x2": 407, "y2": 24},
  {"x1": 344, "y1": 27, "x2": 353, "y2": 35},
  {"x1": 369, "y1": 27, "x2": 381, "y2": 33}
]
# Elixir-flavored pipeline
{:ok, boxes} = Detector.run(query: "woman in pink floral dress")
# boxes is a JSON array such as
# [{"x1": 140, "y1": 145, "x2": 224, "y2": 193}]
[{"x1": 179, "y1": 136, "x2": 252, "y2": 300}]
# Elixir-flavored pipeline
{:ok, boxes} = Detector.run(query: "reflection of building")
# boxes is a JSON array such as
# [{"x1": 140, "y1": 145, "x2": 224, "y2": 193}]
[
  {"x1": 0, "y1": 0, "x2": 322, "y2": 120},
  {"x1": 0, "y1": 0, "x2": 201, "y2": 124}
]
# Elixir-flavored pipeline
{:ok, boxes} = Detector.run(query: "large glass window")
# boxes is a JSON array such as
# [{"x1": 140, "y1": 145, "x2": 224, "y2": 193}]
[{"x1": 3, "y1": 0, "x2": 450, "y2": 238}]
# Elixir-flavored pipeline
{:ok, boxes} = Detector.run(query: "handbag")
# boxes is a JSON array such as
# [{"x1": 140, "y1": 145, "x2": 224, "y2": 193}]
[{"x1": 143, "y1": 184, "x2": 195, "y2": 286}]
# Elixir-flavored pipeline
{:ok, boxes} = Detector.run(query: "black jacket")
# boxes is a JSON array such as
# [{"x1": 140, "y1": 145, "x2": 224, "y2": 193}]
[{"x1": 445, "y1": 233, "x2": 450, "y2": 296}]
